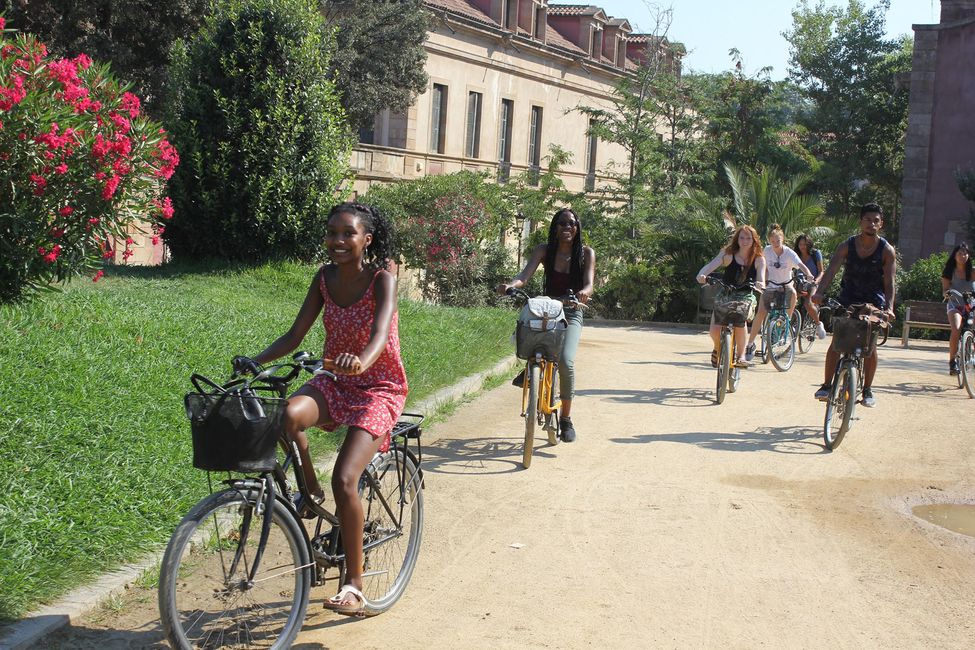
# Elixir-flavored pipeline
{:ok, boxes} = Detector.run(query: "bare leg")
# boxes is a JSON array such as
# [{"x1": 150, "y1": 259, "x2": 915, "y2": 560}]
[
  {"x1": 709, "y1": 322, "x2": 721, "y2": 350},
  {"x1": 948, "y1": 312, "x2": 962, "y2": 361},
  {"x1": 285, "y1": 385, "x2": 336, "y2": 498},
  {"x1": 331, "y1": 427, "x2": 386, "y2": 603},
  {"x1": 747, "y1": 303, "x2": 767, "y2": 346},
  {"x1": 561, "y1": 398, "x2": 572, "y2": 419},
  {"x1": 734, "y1": 324, "x2": 748, "y2": 363},
  {"x1": 824, "y1": 344, "x2": 839, "y2": 384},
  {"x1": 863, "y1": 347, "x2": 878, "y2": 388}
]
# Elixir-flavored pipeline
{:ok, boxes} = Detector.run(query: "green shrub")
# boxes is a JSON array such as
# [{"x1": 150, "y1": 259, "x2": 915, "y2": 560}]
[
  {"x1": 0, "y1": 19, "x2": 176, "y2": 302},
  {"x1": 591, "y1": 262, "x2": 673, "y2": 321},
  {"x1": 164, "y1": 0, "x2": 351, "y2": 262},
  {"x1": 898, "y1": 251, "x2": 948, "y2": 302}
]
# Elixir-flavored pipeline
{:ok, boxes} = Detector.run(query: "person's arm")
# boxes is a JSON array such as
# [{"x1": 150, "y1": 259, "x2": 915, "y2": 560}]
[
  {"x1": 497, "y1": 244, "x2": 547, "y2": 294},
  {"x1": 695, "y1": 252, "x2": 727, "y2": 284},
  {"x1": 333, "y1": 269, "x2": 397, "y2": 374},
  {"x1": 791, "y1": 249, "x2": 814, "y2": 280},
  {"x1": 813, "y1": 250, "x2": 825, "y2": 284},
  {"x1": 754, "y1": 256, "x2": 767, "y2": 291},
  {"x1": 249, "y1": 270, "x2": 325, "y2": 366},
  {"x1": 882, "y1": 243, "x2": 896, "y2": 318},
  {"x1": 576, "y1": 246, "x2": 596, "y2": 303},
  {"x1": 812, "y1": 243, "x2": 848, "y2": 304}
]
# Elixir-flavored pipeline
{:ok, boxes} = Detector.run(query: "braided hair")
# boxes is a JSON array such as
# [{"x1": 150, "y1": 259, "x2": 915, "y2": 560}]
[
  {"x1": 327, "y1": 202, "x2": 394, "y2": 270},
  {"x1": 543, "y1": 208, "x2": 585, "y2": 293}
]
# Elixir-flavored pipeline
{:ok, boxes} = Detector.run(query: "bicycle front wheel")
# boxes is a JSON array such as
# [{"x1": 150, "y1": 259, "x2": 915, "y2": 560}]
[
  {"x1": 769, "y1": 314, "x2": 796, "y2": 372},
  {"x1": 798, "y1": 318, "x2": 816, "y2": 354},
  {"x1": 358, "y1": 447, "x2": 424, "y2": 614},
  {"x1": 547, "y1": 365, "x2": 560, "y2": 445},
  {"x1": 159, "y1": 488, "x2": 312, "y2": 650},
  {"x1": 716, "y1": 329, "x2": 731, "y2": 404},
  {"x1": 823, "y1": 364, "x2": 856, "y2": 450},
  {"x1": 961, "y1": 330, "x2": 975, "y2": 398},
  {"x1": 523, "y1": 363, "x2": 540, "y2": 468}
]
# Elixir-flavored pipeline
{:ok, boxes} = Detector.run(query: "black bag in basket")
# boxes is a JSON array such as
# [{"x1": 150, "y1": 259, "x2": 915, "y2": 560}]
[
  {"x1": 830, "y1": 315, "x2": 877, "y2": 356},
  {"x1": 184, "y1": 374, "x2": 287, "y2": 472}
]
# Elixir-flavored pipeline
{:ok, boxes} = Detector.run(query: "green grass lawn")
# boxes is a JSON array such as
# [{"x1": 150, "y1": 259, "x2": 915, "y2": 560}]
[{"x1": 0, "y1": 261, "x2": 514, "y2": 622}]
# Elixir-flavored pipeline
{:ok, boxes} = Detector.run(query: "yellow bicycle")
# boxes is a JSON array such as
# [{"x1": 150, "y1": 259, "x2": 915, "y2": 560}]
[{"x1": 507, "y1": 288, "x2": 585, "y2": 468}]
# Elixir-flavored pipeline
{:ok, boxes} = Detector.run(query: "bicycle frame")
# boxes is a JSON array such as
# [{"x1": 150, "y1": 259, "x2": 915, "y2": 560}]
[{"x1": 521, "y1": 356, "x2": 561, "y2": 417}]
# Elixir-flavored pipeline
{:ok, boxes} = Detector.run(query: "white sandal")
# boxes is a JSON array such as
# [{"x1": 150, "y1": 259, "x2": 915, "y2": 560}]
[{"x1": 324, "y1": 584, "x2": 370, "y2": 617}]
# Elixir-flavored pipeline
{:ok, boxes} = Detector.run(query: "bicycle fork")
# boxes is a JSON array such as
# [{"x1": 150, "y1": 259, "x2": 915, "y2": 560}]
[{"x1": 227, "y1": 477, "x2": 276, "y2": 589}]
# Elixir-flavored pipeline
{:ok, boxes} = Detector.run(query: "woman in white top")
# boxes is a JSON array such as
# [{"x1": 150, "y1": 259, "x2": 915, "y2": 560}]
[
  {"x1": 745, "y1": 224, "x2": 814, "y2": 361},
  {"x1": 941, "y1": 242, "x2": 975, "y2": 375}
]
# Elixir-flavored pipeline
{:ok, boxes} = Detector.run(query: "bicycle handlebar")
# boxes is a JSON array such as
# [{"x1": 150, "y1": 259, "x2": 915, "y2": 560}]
[
  {"x1": 504, "y1": 287, "x2": 589, "y2": 310},
  {"x1": 704, "y1": 274, "x2": 757, "y2": 293},
  {"x1": 231, "y1": 352, "x2": 349, "y2": 385},
  {"x1": 945, "y1": 289, "x2": 975, "y2": 302}
]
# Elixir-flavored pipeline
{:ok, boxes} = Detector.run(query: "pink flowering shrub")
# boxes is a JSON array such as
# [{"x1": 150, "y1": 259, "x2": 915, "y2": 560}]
[{"x1": 0, "y1": 18, "x2": 178, "y2": 302}]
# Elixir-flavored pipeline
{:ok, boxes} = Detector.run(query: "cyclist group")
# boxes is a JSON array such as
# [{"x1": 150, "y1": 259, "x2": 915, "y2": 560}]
[{"x1": 220, "y1": 198, "x2": 964, "y2": 621}]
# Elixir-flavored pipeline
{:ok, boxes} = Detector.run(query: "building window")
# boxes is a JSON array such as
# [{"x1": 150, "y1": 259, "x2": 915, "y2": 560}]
[
  {"x1": 527, "y1": 105, "x2": 543, "y2": 185},
  {"x1": 429, "y1": 83, "x2": 448, "y2": 154},
  {"x1": 498, "y1": 98, "x2": 514, "y2": 182},
  {"x1": 534, "y1": 5, "x2": 545, "y2": 39},
  {"x1": 592, "y1": 28, "x2": 603, "y2": 60},
  {"x1": 585, "y1": 122, "x2": 597, "y2": 192},
  {"x1": 504, "y1": 0, "x2": 518, "y2": 31},
  {"x1": 465, "y1": 91, "x2": 482, "y2": 158}
]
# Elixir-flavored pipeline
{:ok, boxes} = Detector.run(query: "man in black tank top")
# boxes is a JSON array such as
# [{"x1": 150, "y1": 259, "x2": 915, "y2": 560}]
[{"x1": 812, "y1": 204, "x2": 896, "y2": 408}]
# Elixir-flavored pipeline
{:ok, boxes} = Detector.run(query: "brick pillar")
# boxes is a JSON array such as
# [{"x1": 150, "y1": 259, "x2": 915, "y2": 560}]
[
  {"x1": 899, "y1": 27, "x2": 940, "y2": 266},
  {"x1": 941, "y1": 0, "x2": 975, "y2": 23}
]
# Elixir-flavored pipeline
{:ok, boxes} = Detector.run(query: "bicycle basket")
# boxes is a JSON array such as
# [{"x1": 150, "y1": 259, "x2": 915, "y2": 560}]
[
  {"x1": 184, "y1": 374, "x2": 287, "y2": 472},
  {"x1": 713, "y1": 291, "x2": 754, "y2": 326},
  {"x1": 515, "y1": 297, "x2": 567, "y2": 361},
  {"x1": 831, "y1": 315, "x2": 876, "y2": 356}
]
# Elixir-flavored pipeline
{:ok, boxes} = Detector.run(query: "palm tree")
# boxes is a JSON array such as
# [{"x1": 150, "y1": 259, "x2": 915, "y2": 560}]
[{"x1": 723, "y1": 162, "x2": 828, "y2": 241}]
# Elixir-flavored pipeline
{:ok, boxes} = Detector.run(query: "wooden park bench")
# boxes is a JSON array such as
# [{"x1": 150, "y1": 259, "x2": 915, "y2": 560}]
[{"x1": 901, "y1": 300, "x2": 950, "y2": 347}]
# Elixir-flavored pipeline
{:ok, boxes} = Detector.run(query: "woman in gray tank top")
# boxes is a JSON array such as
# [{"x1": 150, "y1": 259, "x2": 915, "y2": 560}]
[{"x1": 941, "y1": 242, "x2": 974, "y2": 375}]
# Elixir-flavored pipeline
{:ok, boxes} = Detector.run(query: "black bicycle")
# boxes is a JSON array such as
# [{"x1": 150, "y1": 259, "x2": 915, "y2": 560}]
[
  {"x1": 946, "y1": 288, "x2": 975, "y2": 398},
  {"x1": 159, "y1": 352, "x2": 424, "y2": 649},
  {"x1": 705, "y1": 275, "x2": 757, "y2": 404},
  {"x1": 821, "y1": 301, "x2": 889, "y2": 450}
]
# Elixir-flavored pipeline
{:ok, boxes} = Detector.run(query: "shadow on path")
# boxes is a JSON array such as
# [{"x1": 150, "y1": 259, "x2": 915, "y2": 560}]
[
  {"x1": 609, "y1": 424, "x2": 827, "y2": 455},
  {"x1": 575, "y1": 386, "x2": 714, "y2": 407},
  {"x1": 420, "y1": 434, "x2": 545, "y2": 475}
]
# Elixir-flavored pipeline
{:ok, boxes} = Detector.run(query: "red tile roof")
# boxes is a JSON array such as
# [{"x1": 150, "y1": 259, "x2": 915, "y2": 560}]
[
  {"x1": 425, "y1": 0, "x2": 497, "y2": 27},
  {"x1": 548, "y1": 4, "x2": 601, "y2": 16}
]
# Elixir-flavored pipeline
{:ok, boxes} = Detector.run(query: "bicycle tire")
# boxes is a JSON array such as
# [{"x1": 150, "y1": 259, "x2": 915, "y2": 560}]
[
  {"x1": 358, "y1": 447, "x2": 424, "y2": 614},
  {"x1": 823, "y1": 364, "x2": 856, "y2": 450},
  {"x1": 716, "y1": 329, "x2": 731, "y2": 404},
  {"x1": 159, "y1": 488, "x2": 312, "y2": 650},
  {"x1": 769, "y1": 314, "x2": 796, "y2": 372},
  {"x1": 760, "y1": 319, "x2": 770, "y2": 364},
  {"x1": 798, "y1": 318, "x2": 816, "y2": 354},
  {"x1": 961, "y1": 330, "x2": 975, "y2": 399},
  {"x1": 523, "y1": 363, "x2": 540, "y2": 468}
]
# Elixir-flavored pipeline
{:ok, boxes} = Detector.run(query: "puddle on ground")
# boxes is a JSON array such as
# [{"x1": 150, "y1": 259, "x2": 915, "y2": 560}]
[{"x1": 912, "y1": 504, "x2": 975, "y2": 538}]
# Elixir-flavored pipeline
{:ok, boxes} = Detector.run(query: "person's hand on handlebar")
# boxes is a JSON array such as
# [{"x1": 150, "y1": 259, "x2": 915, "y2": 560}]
[
  {"x1": 576, "y1": 287, "x2": 592, "y2": 304},
  {"x1": 696, "y1": 273, "x2": 708, "y2": 285},
  {"x1": 496, "y1": 283, "x2": 514, "y2": 296},
  {"x1": 332, "y1": 352, "x2": 363, "y2": 375},
  {"x1": 231, "y1": 355, "x2": 262, "y2": 376}
]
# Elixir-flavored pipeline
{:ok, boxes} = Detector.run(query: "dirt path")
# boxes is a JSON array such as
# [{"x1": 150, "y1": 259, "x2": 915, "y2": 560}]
[{"x1": 45, "y1": 324, "x2": 975, "y2": 648}]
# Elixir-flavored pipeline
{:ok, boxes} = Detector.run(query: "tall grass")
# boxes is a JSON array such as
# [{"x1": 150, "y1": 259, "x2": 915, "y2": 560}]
[{"x1": 0, "y1": 261, "x2": 513, "y2": 621}]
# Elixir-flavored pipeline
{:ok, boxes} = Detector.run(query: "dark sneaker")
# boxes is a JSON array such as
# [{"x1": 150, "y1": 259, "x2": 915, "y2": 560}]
[
  {"x1": 861, "y1": 387, "x2": 876, "y2": 408},
  {"x1": 559, "y1": 417, "x2": 577, "y2": 442},
  {"x1": 511, "y1": 369, "x2": 525, "y2": 387},
  {"x1": 949, "y1": 360, "x2": 959, "y2": 376},
  {"x1": 814, "y1": 383, "x2": 831, "y2": 400},
  {"x1": 744, "y1": 343, "x2": 756, "y2": 362}
]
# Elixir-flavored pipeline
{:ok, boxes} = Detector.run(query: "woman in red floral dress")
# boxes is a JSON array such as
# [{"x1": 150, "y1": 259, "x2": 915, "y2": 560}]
[{"x1": 237, "y1": 202, "x2": 407, "y2": 616}]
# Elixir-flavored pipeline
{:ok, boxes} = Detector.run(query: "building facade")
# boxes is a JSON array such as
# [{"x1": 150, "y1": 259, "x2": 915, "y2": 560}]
[
  {"x1": 350, "y1": 0, "x2": 675, "y2": 197},
  {"x1": 900, "y1": 0, "x2": 975, "y2": 265}
]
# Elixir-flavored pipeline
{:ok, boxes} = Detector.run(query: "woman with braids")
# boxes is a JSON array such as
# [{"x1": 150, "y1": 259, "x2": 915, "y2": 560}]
[
  {"x1": 496, "y1": 208, "x2": 596, "y2": 443},
  {"x1": 232, "y1": 202, "x2": 406, "y2": 616}
]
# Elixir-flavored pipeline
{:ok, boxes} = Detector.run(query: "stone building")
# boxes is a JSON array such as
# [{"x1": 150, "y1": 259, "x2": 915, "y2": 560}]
[
  {"x1": 350, "y1": 0, "x2": 677, "y2": 196},
  {"x1": 900, "y1": 0, "x2": 975, "y2": 265}
]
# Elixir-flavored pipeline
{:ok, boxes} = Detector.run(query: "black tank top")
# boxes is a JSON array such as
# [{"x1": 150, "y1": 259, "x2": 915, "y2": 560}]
[
  {"x1": 839, "y1": 236, "x2": 887, "y2": 308},
  {"x1": 723, "y1": 255, "x2": 757, "y2": 288}
]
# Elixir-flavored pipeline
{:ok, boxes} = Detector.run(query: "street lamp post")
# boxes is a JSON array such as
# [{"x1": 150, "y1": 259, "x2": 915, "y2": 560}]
[{"x1": 515, "y1": 211, "x2": 526, "y2": 269}]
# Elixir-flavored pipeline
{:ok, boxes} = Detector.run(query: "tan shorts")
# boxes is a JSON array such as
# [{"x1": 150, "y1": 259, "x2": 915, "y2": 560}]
[{"x1": 761, "y1": 285, "x2": 796, "y2": 310}]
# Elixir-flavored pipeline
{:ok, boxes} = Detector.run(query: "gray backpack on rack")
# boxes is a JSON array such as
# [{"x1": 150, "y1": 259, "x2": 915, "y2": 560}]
[{"x1": 515, "y1": 297, "x2": 567, "y2": 360}]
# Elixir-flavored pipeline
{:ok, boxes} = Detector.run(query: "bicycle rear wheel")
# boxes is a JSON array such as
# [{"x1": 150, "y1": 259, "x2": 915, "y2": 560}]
[
  {"x1": 358, "y1": 447, "x2": 424, "y2": 614},
  {"x1": 159, "y1": 488, "x2": 312, "y2": 650},
  {"x1": 961, "y1": 330, "x2": 975, "y2": 399},
  {"x1": 823, "y1": 364, "x2": 856, "y2": 450},
  {"x1": 716, "y1": 329, "x2": 731, "y2": 404},
  {"x1": 523, "y1": 363, "x2": 540, "y2": 468},
  {"x1": 769, "y1": 314, "x2": 796, "y2": 372}
]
